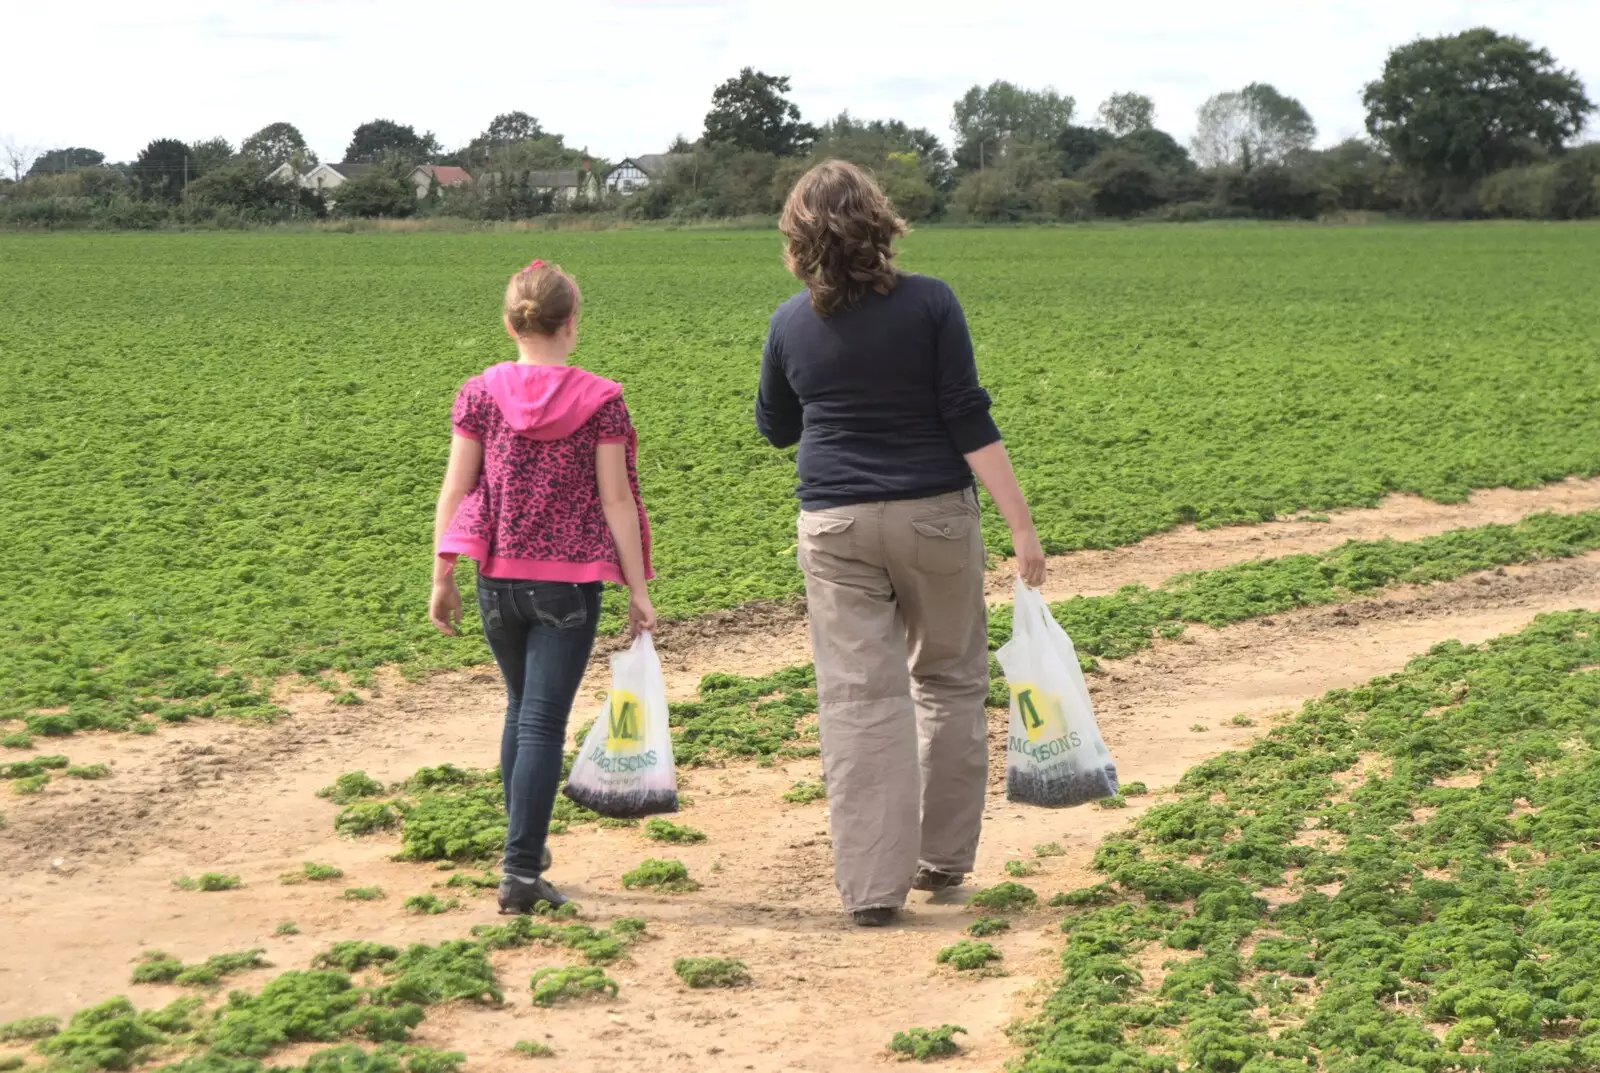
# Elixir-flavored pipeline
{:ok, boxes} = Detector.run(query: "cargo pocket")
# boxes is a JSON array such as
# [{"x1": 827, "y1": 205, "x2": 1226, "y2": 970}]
[
  {"x1": 797, "y1": 512, "x2": 856, "y2": 573},
  {"x1": 911, "y1": 515, "x2": 975, "y2": 577}
]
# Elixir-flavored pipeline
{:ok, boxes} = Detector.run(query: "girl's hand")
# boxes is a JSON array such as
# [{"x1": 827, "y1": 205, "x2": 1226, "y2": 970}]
[
  {"x1": 628, "y1": 589, "x2": 657, "y2": 639},
  {"x1": 430, "y1": 580, "x2": 463, "y2": 635},
  {"x1": 1012, "y1": 526, "x2": 1047, "y2": 589}
]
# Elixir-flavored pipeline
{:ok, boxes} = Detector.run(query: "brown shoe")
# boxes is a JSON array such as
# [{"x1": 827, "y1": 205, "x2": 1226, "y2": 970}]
[
  {"x1": 852, "y1": 907, "x2": 898, "y2": 927},
  {"x1": 912, "y1": 867, "x2": 965, "y2": 892}
]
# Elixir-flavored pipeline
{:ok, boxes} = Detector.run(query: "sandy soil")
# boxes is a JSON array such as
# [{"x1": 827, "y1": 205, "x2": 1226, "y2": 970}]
[{"x1": 3, "y1": 483, "x2": 1599, "y2": 1073}]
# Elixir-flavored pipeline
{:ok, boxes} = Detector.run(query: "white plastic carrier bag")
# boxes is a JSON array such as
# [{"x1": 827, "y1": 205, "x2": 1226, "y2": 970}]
[
  {"x1": 996, "y1": 580, "x2": 1119, "y2": 807},
  {"x1": 562, "y1": 631, "x2": 679, "y2": 818}
]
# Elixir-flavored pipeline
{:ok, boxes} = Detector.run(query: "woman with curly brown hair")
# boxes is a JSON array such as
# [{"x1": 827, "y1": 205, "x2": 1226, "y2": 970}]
[{"x1": 757, "y1": 160, "x2": 1046, "y2": 927}]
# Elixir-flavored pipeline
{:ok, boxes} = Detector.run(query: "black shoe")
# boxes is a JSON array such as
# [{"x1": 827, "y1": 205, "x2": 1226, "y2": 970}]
[
  {"x1": 498, "y1": 873, "x2": 568, "y2": 915},
  {"x1": 912, "y1": 867, "x2": 965, "y2": 892},
  {"x1": 852, "y1": 907, "x2": 897, "y2": 927}
]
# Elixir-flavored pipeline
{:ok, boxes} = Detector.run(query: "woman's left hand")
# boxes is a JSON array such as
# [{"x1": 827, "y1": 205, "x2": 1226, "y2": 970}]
[{"x1": 429, "y1": 580, "x2": 463, "y2": 635}]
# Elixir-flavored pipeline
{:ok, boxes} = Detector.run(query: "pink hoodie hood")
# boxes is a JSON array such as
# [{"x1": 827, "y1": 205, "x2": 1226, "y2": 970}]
[{"x1": 480, "y1": 362, "x2": 623, "y2": 441}]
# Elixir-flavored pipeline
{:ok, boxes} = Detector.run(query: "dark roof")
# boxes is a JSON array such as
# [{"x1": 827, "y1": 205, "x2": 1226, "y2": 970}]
[
  {"x1": 633, "y1": 153, "x2": 691, "y2": 175},
  {"x1": 327, "y1": 162, "x2": 377, "y2": 179},
  {"x1": 482, "y1": 169, "x2": 582, "y2": 187}
]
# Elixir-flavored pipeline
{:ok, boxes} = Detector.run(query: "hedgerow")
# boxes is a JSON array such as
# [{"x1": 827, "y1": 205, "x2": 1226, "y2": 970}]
[{"x1": 1011, "y1": 610, "x2": 1600, "y2": 1070}]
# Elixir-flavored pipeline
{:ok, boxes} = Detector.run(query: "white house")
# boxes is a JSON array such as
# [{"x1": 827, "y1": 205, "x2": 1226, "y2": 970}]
[
  {"x1": 479, "y1": 168, "x2": 601, "y2": 205},
  {"x1": 301, "y1": 162, "x2": 376, "y2": 193},
  {"x1": 409, "y1": 165, "x2": 473, "y2": 199},
  {"x1": 607, "y1": 153, "x2": 691, "y2": 194}
]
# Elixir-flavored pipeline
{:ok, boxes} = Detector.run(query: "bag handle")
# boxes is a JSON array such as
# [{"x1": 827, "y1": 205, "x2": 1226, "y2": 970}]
[{"x1": 1012, "y1": 579, "x2": 1053, "y2": 644}]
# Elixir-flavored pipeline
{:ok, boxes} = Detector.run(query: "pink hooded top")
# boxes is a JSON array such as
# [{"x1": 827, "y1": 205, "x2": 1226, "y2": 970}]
[{"x1": 437, "y1": 362, "x2": 653, "y2": 585}]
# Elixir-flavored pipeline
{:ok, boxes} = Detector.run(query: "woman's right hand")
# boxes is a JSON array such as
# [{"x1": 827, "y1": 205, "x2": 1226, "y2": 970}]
[
  {"x1": 628, "y1": 589, "x2": 658, "y2": 639},
  {"x1": 429, "y1": 580, "x2": 463, "y2": 635},
  {"x1": 1012, "y1": 526, "x2": 1047, "y2": 589}
]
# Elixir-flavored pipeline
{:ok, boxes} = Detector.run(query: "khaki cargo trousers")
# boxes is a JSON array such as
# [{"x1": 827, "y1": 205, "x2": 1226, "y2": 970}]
[{"x1": 797, "y1": 488, "x2": 990, "y2": 912}]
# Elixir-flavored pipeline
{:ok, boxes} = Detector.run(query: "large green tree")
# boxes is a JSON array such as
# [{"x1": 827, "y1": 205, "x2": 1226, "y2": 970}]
[
  {"x1": 1363, "y1": 27, "x2": 1594, "y2": 179},
  {"x1": 703, "y1": 68, "x2": 816, "y2": 156},
  {"x1": 812, "y1": 112, "x2": 953, "y2": 191},
  {"x1": 28, "y1": 147, "x2": 105, "y2": 175},
  {"x1": 133, "y1": 138, "x2": 192, "y2": 201},
  {"x1": 952, "y1": 81, "x2": 1075, "y2": 169},
  {"x1": 241, "y1": 122, "x2": 317, "y2": 170},
  {"x1": 344, "y1": 120, "x2": 441, "y2": 164},
  {"x1": 481, "y1": 111, "x2": 543, "y2": 144},
  {"x1": 188, "y1": 137, "x2": 235, "y2": 176},
  {"x1": 1191, "y1": 83, "x2": 1316, "y2": 170},
  {"x1": 1097, "y1": 92, "x2": 1156, "y2": 136}
]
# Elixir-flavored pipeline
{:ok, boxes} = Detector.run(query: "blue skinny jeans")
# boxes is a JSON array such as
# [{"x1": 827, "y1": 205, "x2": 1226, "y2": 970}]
[{"x1": 475, "y1": 576, "x2": 602, "y2": 877}]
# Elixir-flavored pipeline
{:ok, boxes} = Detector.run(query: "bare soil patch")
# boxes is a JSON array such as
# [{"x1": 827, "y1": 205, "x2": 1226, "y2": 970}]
[{"x1": 3, "y1": 510, "x2": 1599, "y2": 1070}]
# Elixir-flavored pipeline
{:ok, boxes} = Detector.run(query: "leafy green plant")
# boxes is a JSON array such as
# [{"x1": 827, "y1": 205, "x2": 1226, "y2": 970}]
[
  {"x1": 442, "y1": 871, "x2": 498, "y2": 891},
  {"x1": 667, "y1": 665, "x2": 819, "y2": 766},
  {"x1": 1121, "y1": 781, "x2": 1149, "y2": 796},
  {"x1": 1004, "y1": 859, "x2": 1040, "y2": 878},
  {"x1": 967, "y1": 883, "x2": 1037, "y2": 912},
  {"x1": 936, "y1": 940, "x2": 1002, "y2": 972},
  {"x1": 34, "y1": 997, "x2": 169, "y2": 1070},
  {"x1": 529, "y1": 967, "x2": 617, "y2": 1007},
  {"x1": 133, "y1": 949, "x2": 268, "y2": 987},
  {"x1": 313, "y1": 943, "x2": 400, "y2": 973},
  {"x1": 0, "y1": 1053, "x2": 22, "y2": 1070},
  {"x1": 341, "y1": 887, "x2": 384, "y2": 901},
  {"x1": 782, "y1": 779, "x2": 826, "y2": 804},
  {"x1": 967, "y1": 916, "x2": 1011, "y2": 937},
  {"x1": 12, "y1": 775, "x2": 47, "y2": 795},
  {"x1": 0, "y1": 1015, "x2": 59, "y2": 1041},
  {"x1": 66, "y1": 763, "x2": 110, "y2": 779},
  {"x1": 1033, "y1": 842, "x2": 1065, "y2": 857},
  {"x1": 274, "y1": 922, "x2": 299, "y2": 937},
  {"x1": 317, "y1": 772, "x2": 385, "y2": 804},
  {"x1": 672, "y1": 957, "x2": 749, "y2": 988},
  {"x1": 643, "y1": 818, "x2": 705, "y2": 843},
  {"x1": 1229, "y1": 714, "x2": 1255, "y2": 727},
  {"x1": 621, "y1": 858, "x2": 699, "y2": 893},
  {"x1": 0, "y1": 755, "x2": 68, "y2": 778},
  {"x1": 402, "y1": 894, "x2": 459, "y2": 915},
  {"x1": 1097, "y1": 794, "x2": 1128, "y2": 809},
  {"x1": 282, "y1": 862, "x2": 344, "y2": 884},
  {"x1": 0, "y1": 733, "x2": 32, "y2": 750},
  {"x1": 887, "y1": 1024, "x2": 966, "y2": 1060},
  {"x1": 334, "y1": 801, "x2": 404, "y2": 838},
  {"x1": 1009, "y1": 610, "x2": 1600, "y2": 1069},
  {"x1": 512, "y1": 1040, "x2": 555, "y2": 1058},
  {"x1": 173, "y1": 873, "x2": 241, "y2": 892},
  {"x1": 9, "y1": 228, "x2": 1600, "y2": 744}
]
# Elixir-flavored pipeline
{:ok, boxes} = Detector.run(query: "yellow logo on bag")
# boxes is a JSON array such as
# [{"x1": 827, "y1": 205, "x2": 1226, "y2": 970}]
[
  {"x1": 1011, "y1": 683, "x2": 1060, "y2": 744},
  {"x1": 606, "y1": 690, "x2": 646, "y2": 753}
]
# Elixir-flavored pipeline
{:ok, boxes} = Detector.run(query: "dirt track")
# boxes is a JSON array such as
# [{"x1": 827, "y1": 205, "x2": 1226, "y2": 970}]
[{"x1": 3, "y1": 480, "x2": 1599, "y2": 1072}]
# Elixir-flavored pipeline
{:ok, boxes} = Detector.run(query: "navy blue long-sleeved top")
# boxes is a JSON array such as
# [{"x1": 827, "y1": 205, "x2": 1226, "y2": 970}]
[{"x1": 755, "y1": 273, "x2": 1002, "y2": 509}]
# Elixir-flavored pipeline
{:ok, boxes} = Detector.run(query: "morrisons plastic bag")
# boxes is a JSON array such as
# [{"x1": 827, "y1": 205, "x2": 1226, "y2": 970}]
[
  {"x1": 562, "y1": 631, "x2": 679, "y2": 818},
  {"x1": 996, "y1": 580, "x2": 1119, "y2": 807}
]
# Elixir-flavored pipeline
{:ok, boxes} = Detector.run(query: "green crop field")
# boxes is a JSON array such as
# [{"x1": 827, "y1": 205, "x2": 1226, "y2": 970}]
[{"x1": 2, "y1": 223, "x2": 1598, "y2": 731}]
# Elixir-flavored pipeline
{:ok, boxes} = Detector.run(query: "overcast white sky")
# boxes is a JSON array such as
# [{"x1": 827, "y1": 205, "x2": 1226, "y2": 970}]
[{"x1": 7, "y1": 0, "x2": 1598, "y2": 163}]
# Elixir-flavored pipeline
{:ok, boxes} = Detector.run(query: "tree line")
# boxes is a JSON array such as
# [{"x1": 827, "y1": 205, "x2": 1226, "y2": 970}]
[{"x1": 2, "y1": 25, "x2": 1595, "y2": 229}]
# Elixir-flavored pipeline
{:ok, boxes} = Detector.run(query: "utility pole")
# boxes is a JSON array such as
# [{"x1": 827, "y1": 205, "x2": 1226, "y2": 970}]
[{"x1": 183, "y1": 154, "x2": 190, "y2": 199}]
